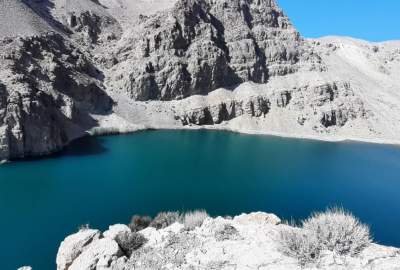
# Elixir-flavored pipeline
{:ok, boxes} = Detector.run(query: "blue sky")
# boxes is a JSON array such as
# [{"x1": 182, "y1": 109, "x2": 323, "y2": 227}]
[{"x1": 277, "y1": 0, "x2": 400, "y2": 41}]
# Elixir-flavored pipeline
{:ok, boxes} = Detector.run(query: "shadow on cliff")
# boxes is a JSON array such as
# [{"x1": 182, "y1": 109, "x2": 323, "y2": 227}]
[
  {"x1": 11, "y1": 135, "x2": 109, "y2": 163},
  {"x1": 59, "y1": 135, "x2": 109, "y2": 157},
  {"x1": 22, "y1": 0, "x2": 72, "y2": 35}
]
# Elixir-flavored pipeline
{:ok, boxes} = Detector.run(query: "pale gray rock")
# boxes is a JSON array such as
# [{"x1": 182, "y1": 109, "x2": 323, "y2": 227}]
[
  {"x1": 1, "y1": 0, "x2": 400, "y2": 161},
  {"x1": 233, "y1": 212, "x2": 281, "y2": 226},
  {"x1": 69, "y1": 238, "x2": 123, "y2": 270},
  {"x1": 17, "y1": 267, "x2": 32, "y2": 270},
  {"x1": 107, "y1": 0, "x2": 303, "y2": 101},
  {"x1": 56, "y1": 213, "x2": 400, "y2": 270},
  {"x1": 0, "y1": 32, "x2": 113, "y2": 160},
  {"x1": 103, "y1": 224, "x2": 131, "y2": 241},
  {"x1": 56, "y1": 229, "x2": 101, "y2": 270}
]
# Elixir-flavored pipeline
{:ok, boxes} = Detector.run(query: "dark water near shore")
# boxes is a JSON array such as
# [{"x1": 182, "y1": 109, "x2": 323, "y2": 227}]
[{"x1": 1, "y1": 130, "x2": 400, "y2": 270}]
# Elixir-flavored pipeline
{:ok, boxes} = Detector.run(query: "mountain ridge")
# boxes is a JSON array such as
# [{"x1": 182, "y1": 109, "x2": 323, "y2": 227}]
[{"x1": 0, "y1": 0, "x2": 399, "y2": 161}]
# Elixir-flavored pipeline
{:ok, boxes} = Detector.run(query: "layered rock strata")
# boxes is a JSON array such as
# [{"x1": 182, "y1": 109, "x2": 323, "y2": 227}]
[{"x1": 0, "y1": 0, "x2": 400, "y2": 160}]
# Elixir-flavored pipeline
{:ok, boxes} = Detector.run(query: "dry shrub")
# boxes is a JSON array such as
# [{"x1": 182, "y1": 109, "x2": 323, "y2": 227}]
[
  {"x1": 183, "y1": 210, "x2": 209, "y2": 230},
  {"x1": 303, "y1": 208, "x2": 372, "y2": 256},
  {"x1": 279, "y1": 226, "x2": 321, "y2": 265},
  {"x1": 129, "y1": 215, "x2": 152, "y2": 232},
  {"x1": 115, "y1": 231, "x2": 147, "y2": 257},
  {"x1": 279, "y1": 208, "x2": 372, "y2": 265},
  {"x1": 150, "y1": 211, "x2": 182, "y2": 229}
]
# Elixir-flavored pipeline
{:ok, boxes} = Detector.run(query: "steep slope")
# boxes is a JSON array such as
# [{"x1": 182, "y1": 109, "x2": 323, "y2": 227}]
[
  {"x1": 0, "y1": 0, "x2": 119, "y2": 160},
  {"x1": 0, "y1": 0, "x2": 53, "y2": 38},
  {"x1": 0, "y1": 0, "x2": 399, "y2": 161},
  {"x1": 104, "y1": 0, "x2": 311, "y2": 100}
]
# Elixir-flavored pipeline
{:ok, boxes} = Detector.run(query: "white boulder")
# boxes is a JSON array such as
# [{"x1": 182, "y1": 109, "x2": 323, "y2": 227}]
[
  {"x1": 103, "y1": 224, "x2": 131, "y2": 241},
  {"x1": 69, "y1": 238, "x2": 122, "y2": 270},
  {"x1": 233, "y1": 212, "x2": 281, "y2": 226},
  {"x1": 56, "y1": 229, "x2": 101, "y2": 270}
]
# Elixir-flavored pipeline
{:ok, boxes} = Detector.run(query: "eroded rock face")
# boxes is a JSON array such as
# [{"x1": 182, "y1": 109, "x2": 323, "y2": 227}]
[
  {"x1": 177, "y1": 95, "x2": 270, "y2": 125},
  {"x1": 0, "y1": 0, "x2": 399, "y2": 160},
  {"x1": 108, "y1": 0, "x2": 302, "y2": 101},
  {"x1": 173, "y1": 81, "x2": 370, "y2": 133},
  {"x1": 0, "y1": 33, "x2": 113, "y2": 160},
  {"x1": 66, "y1": 10, "x2": 121, "y2": 45}
]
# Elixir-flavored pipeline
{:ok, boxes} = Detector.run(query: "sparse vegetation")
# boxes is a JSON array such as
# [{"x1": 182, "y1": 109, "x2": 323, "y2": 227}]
[
  {"x1": 303, "y1": 208, "x2": 372, "y2": 256},
  {"x1": 129, "y1": 215, "x2": 152, "y2": 232},
  {"x1": 279, "y1": 208, "x2": 372, "y2": 265},
  {"x1": 183, "y1": 210, "x2": 209, "y2": 230},
  {"x1": 78, "y1": 224, "x2": 90, "y2": 231},
  {"x1": 279, "y1": 227, "x2": 321, "y2": 265},
  {"x1": 115, "y1": 231, "x2": 147, "y2": 257},
  {"x1": 150, "y1": 211, "x2": 182, "y2": 229},
  {"x1": 127, "y1": 210, "x2": 211, "y2": 232}
]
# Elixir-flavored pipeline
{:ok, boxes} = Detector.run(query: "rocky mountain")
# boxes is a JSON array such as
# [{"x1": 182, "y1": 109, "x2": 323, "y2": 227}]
[
  {"x1": 0, "y1": 0, "x2": 399, "y2": 160},
  {"x1": 54, "y1": 212, "x2": 400, "y2": 270}
]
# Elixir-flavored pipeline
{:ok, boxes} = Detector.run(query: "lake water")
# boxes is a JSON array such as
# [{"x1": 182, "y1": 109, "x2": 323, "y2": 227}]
[{"x1": 1, "y1": 130, "x2": 400, "y2": 270}]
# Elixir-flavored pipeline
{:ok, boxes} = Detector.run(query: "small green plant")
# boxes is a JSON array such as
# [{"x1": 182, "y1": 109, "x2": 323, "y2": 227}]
[
  {"x1": 150, "y1": 211, "x2": 182, "y2": 229},
  {"x1": 183, "y1": 210, "x2": 209, "y2": 230},
  {"x1": 129, "y1": 215, "x2": 152, "y2": 232}
]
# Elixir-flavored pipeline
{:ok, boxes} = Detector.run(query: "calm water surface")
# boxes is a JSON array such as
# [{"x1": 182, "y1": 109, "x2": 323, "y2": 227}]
[{"x1": 1, "y1": 130, "x2": 400, "y2": 270}]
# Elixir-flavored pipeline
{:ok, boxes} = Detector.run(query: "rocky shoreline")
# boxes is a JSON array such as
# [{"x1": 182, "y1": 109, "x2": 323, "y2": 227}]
[{"x1": 49, "y1": 210, "x2": 400, "y2": 270}]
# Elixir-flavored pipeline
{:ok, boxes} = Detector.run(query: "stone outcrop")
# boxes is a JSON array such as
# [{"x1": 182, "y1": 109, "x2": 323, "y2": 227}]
[
  {"x1": 107, "y1": 0, "x2": 304, "y2": 101},
  {"x1": 56, "y1": 213, "x2": 400, "y2": 270},
  {"x1": 177, "y1": 94, "x2": 270, "y2": 125},
  {"x1": 56, "y1": 229, "x2": 101, "y2": 270},
  {"x1": 0, "y1": 32, "x2": 113, "y2": 160}
]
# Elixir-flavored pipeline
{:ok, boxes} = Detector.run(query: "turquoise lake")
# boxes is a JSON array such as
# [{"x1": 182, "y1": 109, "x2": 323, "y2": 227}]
[{"x1": 1, "y1": 130, "x2": 400, "y2": 270}]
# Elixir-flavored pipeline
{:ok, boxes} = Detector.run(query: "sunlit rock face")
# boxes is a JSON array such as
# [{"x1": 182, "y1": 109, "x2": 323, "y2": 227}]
[
  {"x1": 109, "y1": 0, "x2": 303, "y2": 101},
  {"x1": 1, "y1": 0, "x2": 400, "y2": 160}
]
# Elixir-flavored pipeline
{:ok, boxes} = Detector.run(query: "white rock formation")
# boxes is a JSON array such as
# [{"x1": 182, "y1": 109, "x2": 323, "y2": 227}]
[
  {"x1": 103, "y1": 224, "x2": 132, "y2": 241},
  {"x1": 17, "y1": 267, "x2": 32, "y2": 270},
  {"x1": 0, "y1": 0, "x2": 399, "y2": 161},
  {"x1": 56, "y1": 213, "x2": 400, "y2": 270},
  {"x1": 68, "y1": 238, "x2": 122, "y2": 270},
  {"x1": 56, "y1": 228, "x2": 101, "y2": 270}
]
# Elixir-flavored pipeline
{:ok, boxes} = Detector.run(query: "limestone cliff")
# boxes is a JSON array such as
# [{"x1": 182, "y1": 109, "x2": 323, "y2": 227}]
[{"x1": 0, "y1": 0, "x2": 400, "y2": 160}]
